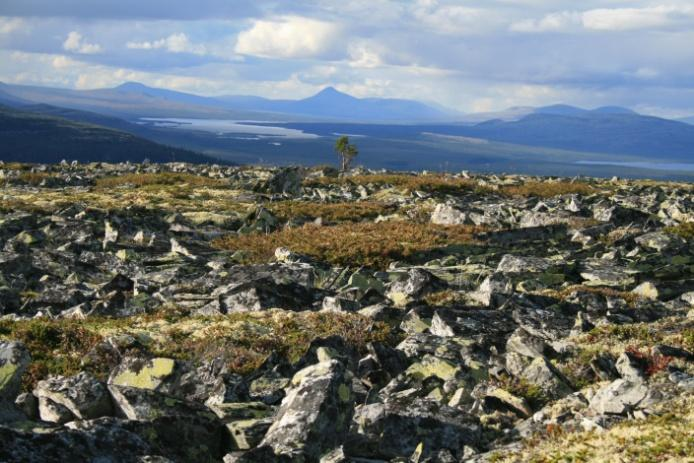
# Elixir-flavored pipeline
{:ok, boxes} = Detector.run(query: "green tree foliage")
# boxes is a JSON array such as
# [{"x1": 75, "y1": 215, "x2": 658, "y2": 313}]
[{"x1": 334, "y1": 135, "x2": 359, "y2": 172}]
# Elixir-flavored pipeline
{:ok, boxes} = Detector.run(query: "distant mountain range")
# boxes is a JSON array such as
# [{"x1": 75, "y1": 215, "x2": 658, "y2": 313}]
[
  {"x1": 0, "y1": 82, "x2": 457, "y2": 123},
  {"x1": 679, "y1": 116, "x2": 694, "y2": 125},
  {"x1": 449, "y1": 112, "x2": 694, "y2": 160},
  {"x1": 1, "y1": 81, "x2": 693, "y2": 170},
  {"x1": 216, "y1": 86, "x2": 456, "y2": 121},
  {"x1": 0, "y1": 105, "x2": 220, "y2": 165},
  {"x1": 456, "y1": 104, "x2": 637, "y2": 124}
]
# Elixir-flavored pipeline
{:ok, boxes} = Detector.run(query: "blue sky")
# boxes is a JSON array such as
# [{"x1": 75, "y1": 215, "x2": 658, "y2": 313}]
[{"x1": 1, "y1": 0, "x2": 694, "y2": 117}]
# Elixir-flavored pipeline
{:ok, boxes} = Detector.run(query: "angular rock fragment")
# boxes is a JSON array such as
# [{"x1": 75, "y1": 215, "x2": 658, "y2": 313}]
[{"x1": 260, "y1": 360, "x2": 354, "y2": 460}]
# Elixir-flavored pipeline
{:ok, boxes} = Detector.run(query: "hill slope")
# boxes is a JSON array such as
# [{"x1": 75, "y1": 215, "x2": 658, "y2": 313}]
[
  {"x1": 0, "y1": 105, "x2": 221, "y2": 164},
  {"x1": 454, "y1": 112, "x2": 694, "y2": 159}
]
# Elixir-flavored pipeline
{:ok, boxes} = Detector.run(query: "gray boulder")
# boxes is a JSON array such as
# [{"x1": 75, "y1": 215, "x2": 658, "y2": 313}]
[
  {"x1": 260, "y1": 360, "x2": 354, "y2": 461},
  {"x1": 34, "y1": 372, "x2": 112, "y2": 422},
  {"x1": 589, "y1": 379, "x2": 649, "y2": 415},
  {"x1": 430, "y1": 204, "x2": 468, "y2": 225},
  {"x1": 386, "y1": 269, "x2": 444, "y2": 307},
  {"x1": 351, "y1": 397, "x2": 481, "y2": 460}
]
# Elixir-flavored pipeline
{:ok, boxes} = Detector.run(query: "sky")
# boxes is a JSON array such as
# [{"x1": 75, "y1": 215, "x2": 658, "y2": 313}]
[{"x1": 1, "y1": 0, "x2": 694, "y2": 117}]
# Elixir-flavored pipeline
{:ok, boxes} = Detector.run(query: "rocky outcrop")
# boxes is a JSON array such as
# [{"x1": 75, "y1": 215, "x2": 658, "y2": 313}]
[{"x1": 0, "y1": 163, "x2": 692, "y2": 462}]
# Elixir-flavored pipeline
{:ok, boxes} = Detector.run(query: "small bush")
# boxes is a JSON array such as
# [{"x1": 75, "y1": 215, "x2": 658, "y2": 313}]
[
  {"x1": 213, "y1": 221, "x2": 485, "y2": 268},
  {"x1": 624, "y1": 346, "x2": 673, "y2": 377}
]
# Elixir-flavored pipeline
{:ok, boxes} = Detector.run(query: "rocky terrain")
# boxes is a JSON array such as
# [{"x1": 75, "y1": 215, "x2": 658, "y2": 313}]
[{"x1": 0, "y1": 161, "x2": 692, "y2": 462}]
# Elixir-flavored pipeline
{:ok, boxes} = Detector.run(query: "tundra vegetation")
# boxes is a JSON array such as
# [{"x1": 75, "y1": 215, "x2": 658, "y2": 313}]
[{"x1": 0, "y1": 161, "x2": 692, "y2": 462}]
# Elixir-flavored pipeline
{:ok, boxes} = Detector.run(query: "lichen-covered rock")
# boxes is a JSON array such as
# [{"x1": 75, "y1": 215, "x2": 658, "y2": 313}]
[
  {"x1": 0, "y1": 341, "x2": 30, "y2": 404},
  {"x1": 259, "y1": 360, "x2": 354, "y2": 460},
  {"x1": 108, "y1": 357, "x2": 177, "y2": 390},
  {"x1": 386, "y1": 269, "x2": 443, "y2": 307},
  {"x1": 34, "y1": 372, "x2": 112, "y2": 421},
  {"x1": 351, "y1": 397, "x2": 481, "y2": 460},
  {"x1": 0, "y1": 341, "x2": 30, "y2": 421},
  {"x1": 589, "y1": 379, "x2": 650, "y2": 415}
]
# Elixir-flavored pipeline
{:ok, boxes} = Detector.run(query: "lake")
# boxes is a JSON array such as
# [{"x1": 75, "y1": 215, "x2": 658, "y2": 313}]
[{"x1": 139, "y1": 118, "x2": 320, "y2": 139}]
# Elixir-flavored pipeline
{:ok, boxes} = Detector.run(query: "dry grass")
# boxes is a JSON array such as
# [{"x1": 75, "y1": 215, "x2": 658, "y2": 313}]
[
  {"x1": 266, "y1": 200, "x2": 394, "y2": 223},
  {"x1": 154, "y1": 310, "x2": 394, "y2": 374},
  {"x1": 16, "y1": 172, "x2": 57, "y2": 186},
  {"x1": 213, "y1": 221, "x2": 485, "y2": 268},
  {"x1": 491, "y1": 395, "x2": 694, "y2": 463},
  {"x1": 541, "y1": 284, "x2": 643, "y2": 307},
  {"x1": 499, "y1": 181, "x2": 596, "y2": 198},
  {"x1": 304, "y1": 174, "x2": 481, "y2": 195},
  {"x1": 423, "y1": 289, "x2": 467, "y2": 307},
  {"x1": 95, "y1": 172, "x2": 227, "y2": 189},
  {"x1": 305, "y1": 175, "x2": 598, "y2": 199}
]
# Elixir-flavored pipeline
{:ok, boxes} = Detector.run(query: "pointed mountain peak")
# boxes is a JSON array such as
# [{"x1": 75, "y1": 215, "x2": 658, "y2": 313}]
[
  {"x1": 316, "y1": 86, "x2": 342, "y2": 96},
  {"x1": 305, "y1": 86, "x2": 357, "y2": 102}
]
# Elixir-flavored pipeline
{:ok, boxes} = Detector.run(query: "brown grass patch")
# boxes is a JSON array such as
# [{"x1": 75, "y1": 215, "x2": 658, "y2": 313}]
[
  {"x1": 499, "y1": 181, "x2": 596, "y2": 198},
  {"x1": 266, "y1": 200, "x2": 394, "y2": 223},
  {"x1": 213, "y1": 221, "x2": 485, "y2": 268},
  {"x1": 542, "y1": 284, "x2": 642, "y2": 307},
  {"x1": 95, "y1": 172, "x2": 227, "y2": 189},
  {"x1": 16, "y1": 172, "x2": 56, "y2": 186}
]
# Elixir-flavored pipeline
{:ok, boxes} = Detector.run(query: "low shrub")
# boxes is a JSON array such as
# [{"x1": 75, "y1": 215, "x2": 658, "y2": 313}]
[{"x1": 213, "y1": 221, "x2": 485, "y2": 268}]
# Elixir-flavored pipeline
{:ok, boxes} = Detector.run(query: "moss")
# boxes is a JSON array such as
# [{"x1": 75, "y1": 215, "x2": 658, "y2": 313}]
[
  {"x1": 0, "y1": 318, "x2": 103, "y2": 390},
  {"x1": 495, "y1": 376, "x2": 548, "y2": 410},
  {"x1": 0, "y1": 309, "x2": 395, "y2": 390},
  {"x1": 213, "y1": 221, "x2": 485, "y2": 269},
  {"x1": 683, "y1": 329, "x2": 694, "y2": 350},
  {"x1": 586, "y1": 324, "x2": 662, "y2": 344},
  {"x1": 665, "y1": 222, "x2": 694, "y2": 240}
]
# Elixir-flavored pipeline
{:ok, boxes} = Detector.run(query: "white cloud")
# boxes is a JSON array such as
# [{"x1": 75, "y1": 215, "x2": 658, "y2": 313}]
[
  {"x1": 510, "y1": 11, "x2": 580, "y2": 32},
  {"x1": 52, "y1": 55, "x2": 78, "y2": 69},
  {"x1": 63, "y1": 31, "x2": 102, "y2": 54},
  {"x1": 0, "y1": 17, "x2": 24, "y2": 35},
  {"x1": 411, "y1": 0, "x2": 499, "y2": 35},
  {"x1": 348, "y1": 42, "x2": 384, "y2": 69},
  {"x1": 126, "y1": 33, "x2": 207, "y2": 55},
  {"x1": 513, "y1": 5, "x2": 694, "y2": 33},
  {"x1": 234, "y1": 16, "x2": 339, "y2": 59},
  {"x1": 582, "y1": 5, "x2": 694, "y2": 31},
  {"x1": 633, "y1": 67, "x2": 660, "y2": 79}
]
